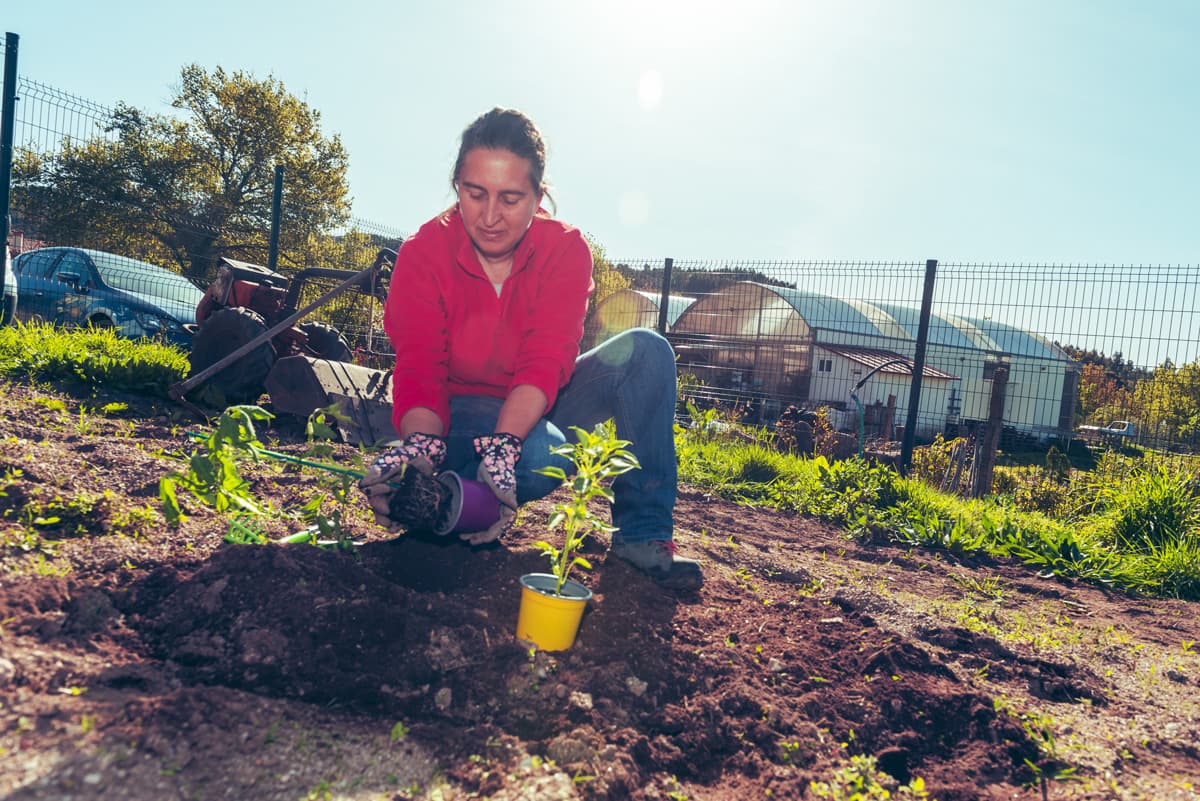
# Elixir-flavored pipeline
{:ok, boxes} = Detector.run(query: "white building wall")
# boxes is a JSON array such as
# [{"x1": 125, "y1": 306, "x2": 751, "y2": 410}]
[
  {"x1": 909, "y1": 349, "x2": 1069, "y2": 439},
  {"x1": 810, "y1": 346, "x2": 957, "y2": 439}
]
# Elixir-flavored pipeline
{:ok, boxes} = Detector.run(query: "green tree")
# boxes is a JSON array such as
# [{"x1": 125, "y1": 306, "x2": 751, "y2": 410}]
[
  {"x1": 1076, "y1": 361, "x2": 1131, "y2": 423},
  {"x1": 586, "y1": 234, "x2": 629, "y2": 306},
  {"x1": 1132, "y1": 360, "x2": 1200, "y2": 442},
  {"x1": 14, "y1": 64, "x2": 350, "y2": 280}
]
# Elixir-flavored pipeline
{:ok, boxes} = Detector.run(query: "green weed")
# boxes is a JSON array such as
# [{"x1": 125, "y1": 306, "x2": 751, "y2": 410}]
[
  {"x1": 808, "y1": 753, "x2": 931, "y2": 799},
  {"x1": 159, "y1": 405, "x2": 275, "y2": 525},
  {"x1": 0, "y1": 320, "x2": 188, "y2": 396}
]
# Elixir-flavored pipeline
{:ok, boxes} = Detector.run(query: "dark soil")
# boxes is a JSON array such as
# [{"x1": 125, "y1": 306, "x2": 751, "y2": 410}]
[{"x1": 1, "y1": 381, "x2": 1198, "y2": 800}]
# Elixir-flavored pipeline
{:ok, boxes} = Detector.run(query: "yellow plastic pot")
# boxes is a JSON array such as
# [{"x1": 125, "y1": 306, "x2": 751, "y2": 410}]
[{"x1": 516, "y1": 573, "x2": 593, "y2": 652}]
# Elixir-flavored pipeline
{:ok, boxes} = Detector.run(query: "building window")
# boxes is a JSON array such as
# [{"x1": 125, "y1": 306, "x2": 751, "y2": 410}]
[{"x1": 817, "y1": 358, "x2": 833, "y2": 373}]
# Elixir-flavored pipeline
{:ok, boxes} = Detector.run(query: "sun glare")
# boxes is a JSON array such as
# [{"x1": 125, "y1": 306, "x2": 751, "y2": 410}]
[{"x1": 637, "y1": 70, "x2": 665, "y2": 110}]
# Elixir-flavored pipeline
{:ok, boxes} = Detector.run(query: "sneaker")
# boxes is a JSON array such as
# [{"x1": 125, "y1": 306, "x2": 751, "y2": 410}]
[{"x1": 610, "y1": 539, "x2": 703, "y2": 590}]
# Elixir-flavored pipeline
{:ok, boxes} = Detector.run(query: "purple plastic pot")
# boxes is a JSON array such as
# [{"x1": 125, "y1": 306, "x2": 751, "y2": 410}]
[{"x1": 435, "y1": 471, "x2": 502, "y2": 535}]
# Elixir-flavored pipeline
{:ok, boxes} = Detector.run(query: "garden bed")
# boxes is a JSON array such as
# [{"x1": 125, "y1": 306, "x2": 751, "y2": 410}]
[{"x1": 0, "y1": 381, "x2": 1197, "y2": 800}]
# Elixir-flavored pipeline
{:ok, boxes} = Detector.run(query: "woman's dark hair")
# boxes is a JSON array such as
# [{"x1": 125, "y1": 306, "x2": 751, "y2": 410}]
[{"x1": 452, "y1": 107, "x2": 555, "y2": 210}]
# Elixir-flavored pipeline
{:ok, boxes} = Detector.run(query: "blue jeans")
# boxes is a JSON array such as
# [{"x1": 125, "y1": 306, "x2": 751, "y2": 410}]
[{"x1": 442, "y1": 328, "x2": 677, "y2": 544}]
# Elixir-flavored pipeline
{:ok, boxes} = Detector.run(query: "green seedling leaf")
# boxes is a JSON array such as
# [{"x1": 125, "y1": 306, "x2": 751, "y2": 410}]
[{"x1": 158, "y1": 406, "x2": 274, "y2": 525}]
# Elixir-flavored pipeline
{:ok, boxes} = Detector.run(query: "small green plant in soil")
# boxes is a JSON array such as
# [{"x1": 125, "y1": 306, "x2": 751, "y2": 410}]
[
  {"x1": 279, "y1": 406, "x2": 364, "y2": 549},
  {"x1": 304, "y1": 403, "x2": 350, "y2": 462},
  {"x1": 295, "y1": 477, "x2": 357, "y2": 551},
  {"x1": 535, "y1": 420, "x2": 639, "y2": 595},
  {"x1": 159, "y1": 405, "x2": 274, "y2": 525},
  {"x1": 808, "y1": 753, "x2": 930, "y2": 799}
]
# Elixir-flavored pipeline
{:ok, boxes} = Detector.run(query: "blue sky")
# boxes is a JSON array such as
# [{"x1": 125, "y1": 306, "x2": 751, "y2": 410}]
[{"x1": 4, "y1": 1, "x2": 1198, "y2": 264}]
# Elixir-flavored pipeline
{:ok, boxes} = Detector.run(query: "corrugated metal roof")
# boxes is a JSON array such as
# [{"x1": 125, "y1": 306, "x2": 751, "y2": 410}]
[{"x1": 819, "y1": 345, "x2": 959, "y2": 380}]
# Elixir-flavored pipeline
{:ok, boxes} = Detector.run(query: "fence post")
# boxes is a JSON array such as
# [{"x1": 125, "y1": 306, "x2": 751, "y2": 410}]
[
  {"x1": 0, "y1": 33, "x2": 19, "y2": 302},
  {"x1": 900, "y1": 259, "x2": 938, "y2": 475},
  {"x1": 971, "y1": 366, "x2": 1008, "y2": 497},
  {"x1": 656, "y1": 257, "x2": 674, "y2": 334},
  {"x1": 267, "y1": 164, "x2": 284, "y2": 272}
]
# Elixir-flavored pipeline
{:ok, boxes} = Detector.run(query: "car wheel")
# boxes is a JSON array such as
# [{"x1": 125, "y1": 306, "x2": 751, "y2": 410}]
[
  {"x1": 188, "y1": 306, "x2": 275, "y2": 405},
  {"x1": 297, "y1": 321, "x2": 352, "y2": 362},
  {"x1": 89, "y1": 315, "x2": 114, "y2": 329}
]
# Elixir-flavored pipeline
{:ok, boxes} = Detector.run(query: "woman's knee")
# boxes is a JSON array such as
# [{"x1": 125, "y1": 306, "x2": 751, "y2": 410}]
[
  {"x1": 630, "y1": 328, "x2": 675, "y2": 371},
  {"x1": 595, "y1": 327, "x2": 676, "y2": 374},
  {"x1": 515, "y1": 423, "x2": 569, "y2": 503},
  {"x1": 516, "y1": 451, "x2": 572, "y2": 503}
]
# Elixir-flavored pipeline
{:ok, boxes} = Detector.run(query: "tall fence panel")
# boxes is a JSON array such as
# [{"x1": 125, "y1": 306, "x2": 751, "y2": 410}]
[{"x1": 600, "y1": 257, "x2": 1200, "y2": 456}]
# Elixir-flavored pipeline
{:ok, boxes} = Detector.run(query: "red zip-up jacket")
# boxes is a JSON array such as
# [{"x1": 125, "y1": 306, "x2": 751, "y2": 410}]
[{"x1": 383, "y1": 207, "x2": 594, "y2": 433}]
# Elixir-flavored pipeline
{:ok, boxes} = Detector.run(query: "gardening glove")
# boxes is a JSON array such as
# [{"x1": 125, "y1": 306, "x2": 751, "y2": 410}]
[
  {"x1": 465, "y1": 432, "x2": 522, "y2": 545},
  {"x1": 358, "y1": 433, "x2": 447, "y2": 532}
]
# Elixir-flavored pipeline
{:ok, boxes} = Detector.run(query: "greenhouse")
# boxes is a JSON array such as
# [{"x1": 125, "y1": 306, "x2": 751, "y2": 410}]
[
  {"x1": 582, "y1": 289, "x2": 696, "y2": 350},
  {"x1": 666, "y1": 282, "x2": 1079, "y2": 440}
]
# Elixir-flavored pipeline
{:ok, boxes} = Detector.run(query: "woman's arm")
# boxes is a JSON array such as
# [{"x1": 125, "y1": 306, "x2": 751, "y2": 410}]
[
  {"x1": 495, "y1": 384, "x2": 549, "y2": 440},
  {"x1": 399, "y1": 406, "x2": 445, "y2": 438}
]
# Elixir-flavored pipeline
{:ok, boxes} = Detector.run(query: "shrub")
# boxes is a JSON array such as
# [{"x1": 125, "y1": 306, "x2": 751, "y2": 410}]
[
  {"x1": 813, "y1": 407, "x2": 838, "y2": 459},
  {"x1": 1044, "y1": 445, "x2": 1071, "y2": 482},
  {"x1": 909, "y1": 434, "x2": 967, "y2": 489},
  {"x1": 1100, "y1": 464, "x2": 1200, "y2": 554},
  {"x1": 1014, "y1": 472, "x2": 1069, "y2": 516}
]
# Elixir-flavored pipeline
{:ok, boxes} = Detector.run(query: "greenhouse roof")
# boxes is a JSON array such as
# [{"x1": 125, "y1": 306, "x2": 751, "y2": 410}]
[
  {"x1": 750, "y1": 284, "x2": 1070, "y2": 362},
  {"x1": 633, "y1": 290, "x2": 696, "y2": 327},
  {"x1": 766, "y1": 286, "x2": 890, "y2": 337}
]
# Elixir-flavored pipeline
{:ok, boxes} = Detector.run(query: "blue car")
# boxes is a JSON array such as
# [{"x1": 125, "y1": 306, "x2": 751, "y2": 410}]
[{"x1": 12, "y1": 247, "x2": 204, "y2": 348}]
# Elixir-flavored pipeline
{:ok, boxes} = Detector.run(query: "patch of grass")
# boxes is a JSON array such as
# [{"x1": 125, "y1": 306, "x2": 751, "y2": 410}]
[
  {"x1": 0, "y1": 320, "x2": 188, "y2": 396},
  {"x1": 952, "y1": 573, "x2": 1008, "y2": 601},
  {"x1": 675, "y1": 423, "x2": 1200, "y2": 600}
]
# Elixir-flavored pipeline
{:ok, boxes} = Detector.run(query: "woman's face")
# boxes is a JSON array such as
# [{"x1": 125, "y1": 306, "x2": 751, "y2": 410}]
[{"x1": 456, "y1": 147, "x2": 542, "y2": 263}]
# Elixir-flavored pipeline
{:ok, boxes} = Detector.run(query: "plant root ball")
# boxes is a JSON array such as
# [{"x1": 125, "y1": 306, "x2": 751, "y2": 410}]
[{"x1": 387, "y1": 467, "x2": 453, "y2": 532}]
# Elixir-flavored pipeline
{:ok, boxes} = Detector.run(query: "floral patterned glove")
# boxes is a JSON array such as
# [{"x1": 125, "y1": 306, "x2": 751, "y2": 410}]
[
  {"x1": 464, "y1": 432, "x2": 522, "y2": 545},
  {"x1": 358, "y1": 433, "x2": 447, "y2": 531}
]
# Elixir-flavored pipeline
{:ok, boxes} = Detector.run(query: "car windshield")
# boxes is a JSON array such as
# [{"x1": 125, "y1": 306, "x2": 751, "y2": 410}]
[{"x1": 87, "y1": 251, "x2": 205, "y2": 306}]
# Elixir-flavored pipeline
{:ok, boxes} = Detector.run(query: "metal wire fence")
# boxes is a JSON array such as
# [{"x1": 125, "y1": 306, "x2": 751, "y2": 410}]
[
  {"x1": 3, "y1": 54, "x2": 1199, "y2": 457},
  {"x1": 599, "y1": 258, "x2": 1200, "y2": 456}
]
